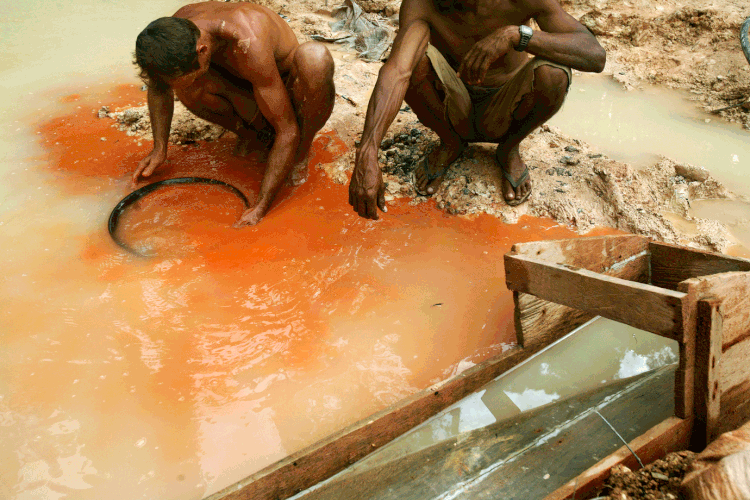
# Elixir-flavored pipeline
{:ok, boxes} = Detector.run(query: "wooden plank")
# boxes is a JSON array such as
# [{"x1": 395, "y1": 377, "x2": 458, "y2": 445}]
[
  {"x1": 545, "y1": 417, "x2": 692, "y2": 500},
  {"x1": 650, "y1": 241, "x2": 750, "y2": 291},
  {"x1": 678, "y1": 272, "x2": 750, "y2": 350},
  {"x1": 676, "y1": 279, "x2": 698, "y2": 419},
  {"x1": 717, "y1": 339, "x2": 750, "y2": 435},
  {"x1": 514, "y1": 291, "x2": 593, "y2": 348},
  {"x1": 505, "y1": 254, "x2": 685, "y2": 339},
  {"x1": 511, "y1": 235, "x2": 650, "y2": 349},
  {"x1": 692, "y1": 298, "x2": 723, "y2": 449},
  {"x1": 511, "y1": 234, "x2": 649, "y2": 280},
  {"x1": 206, "y1": 338, "x2": 567, "y2": 500},
  {"x1": 296, "y1": 366, "x2": 675, "y2": 500},
  {"x1": 679, "y1": 272, "x2": 750, "y2": 425},
  {"x1": 718, "y1": 379, "x2": 750, "y2": 436}
]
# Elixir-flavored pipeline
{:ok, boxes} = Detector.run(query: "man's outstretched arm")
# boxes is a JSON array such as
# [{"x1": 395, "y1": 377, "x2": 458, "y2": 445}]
[
  {"x1": 133, "y1": 84, "x2": 174, "y2": 184},
  {"x1": 349, "y1": 2, "x2": 431, "y2": 220},
  {"x1": 230, "y1": 36, "x2": 300, "y2": 226},
  {"x1": 458, "y1": 0, "x2": 605, "y2": 85}
]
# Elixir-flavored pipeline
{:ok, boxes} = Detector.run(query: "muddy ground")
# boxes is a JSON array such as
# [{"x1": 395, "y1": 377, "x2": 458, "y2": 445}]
[
  {"x1": 104, "y1": 0, "x2": 750, "y2": 253},
  {"x1": 596, "y1": 451, "x2": 697, "y2": 500}
]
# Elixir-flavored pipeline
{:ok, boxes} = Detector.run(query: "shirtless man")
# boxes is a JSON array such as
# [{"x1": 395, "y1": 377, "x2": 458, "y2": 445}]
[
  {"x1": 348, "y1": 0, "x2": 605, "y2": 219},
  {"x1": 133, "y1": 2, "x2": 335, "y2": 226}
]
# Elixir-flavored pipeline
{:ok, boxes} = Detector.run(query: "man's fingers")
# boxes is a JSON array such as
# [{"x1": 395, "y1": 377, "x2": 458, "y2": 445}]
[
  {"x1": 365, "y1": 199, "x2": 379, "y2": 220},
  {"x1": 471, "y1": 53, "x2": 487, "y2": 83},
  {"x1": 377, "y1": 187, "x2": 387, "y2": 213}
]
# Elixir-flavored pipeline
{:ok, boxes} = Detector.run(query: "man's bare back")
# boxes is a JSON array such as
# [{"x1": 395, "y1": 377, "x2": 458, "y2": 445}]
[
  {"x1": 348, "y1": 0, "x2": 604, "y2": 218},
  {"x1": 134, "y1": 2, "x2": 335, "y2": 226}
]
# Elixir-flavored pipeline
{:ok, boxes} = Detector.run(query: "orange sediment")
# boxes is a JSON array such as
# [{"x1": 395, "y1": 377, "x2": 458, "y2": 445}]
[{"x1": 2, "y1": 85, "x2": 617, "y2": 498}]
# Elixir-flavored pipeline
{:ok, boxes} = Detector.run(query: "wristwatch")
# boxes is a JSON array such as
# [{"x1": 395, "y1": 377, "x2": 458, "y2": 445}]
[{"x1": 515, "y1": 25, "x2": 533, "y2": 52}]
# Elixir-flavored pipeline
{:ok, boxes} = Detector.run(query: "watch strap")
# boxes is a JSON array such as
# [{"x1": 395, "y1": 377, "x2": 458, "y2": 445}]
[{"x1": 515, "y1": 25, "x2": 533, "y2": 52}]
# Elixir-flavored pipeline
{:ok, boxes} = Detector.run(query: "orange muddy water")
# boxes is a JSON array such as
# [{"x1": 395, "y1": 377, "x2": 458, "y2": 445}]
[{"x1": 0, "y1": 85, "x2": 611, "y2": 499}]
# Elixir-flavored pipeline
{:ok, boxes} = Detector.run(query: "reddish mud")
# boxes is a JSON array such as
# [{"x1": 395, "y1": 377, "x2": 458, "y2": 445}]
[{"x1": 2, "y1": 86, "x2": 614, "y2": 498}]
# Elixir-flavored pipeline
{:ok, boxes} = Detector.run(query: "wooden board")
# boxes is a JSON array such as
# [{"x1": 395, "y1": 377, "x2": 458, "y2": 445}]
[
  {"x1": 505, "y1": 254, "x2": 685, "y2": 339},
  {"x1": 511, "y1": 235, "x2": 650, "y2": 348},
  {"x1": 206, "y1": 335, "x2": 575, "y2": 500},
  {"x1": 650, "y1": 241, "x2": 750, "y2": 291},
  {"x1": 692, "y1": 298, "x2": 723, "y2": 449},
  {"x1": 546, "y1": 416, "x2": 692, "y2": 500},
  {"x1": 513, "y1": 291, "x2": 593, "y2": 348},
  {"x1": 295, "y1": 366, "x2": 675, "y2": 500},
  {"x1": 678, "y1": 272, "x2": 750, "y2": 350},
  {"x1": 679, "y1": 272, "x2": 750, "y2": 432},
  {"x1": 717, "y1": 340, "x2": 750, "y2": 435},
  {"x1": 511, "y1": 234, "x2": 650, "y2": 280}
]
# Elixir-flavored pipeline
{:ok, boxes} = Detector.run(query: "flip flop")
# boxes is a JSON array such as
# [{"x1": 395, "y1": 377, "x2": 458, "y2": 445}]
[
  {"x1": 498, "y1": 151, "x2": 532, "y2": 206},
  {"x1": 413, "y1": 145, "x2": 465, "y2": 197}
]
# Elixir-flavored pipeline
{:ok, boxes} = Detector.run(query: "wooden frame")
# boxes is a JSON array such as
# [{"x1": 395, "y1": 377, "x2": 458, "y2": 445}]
[
  {"x1": 208, "y1": 324, "x2": 588, "y2": 499},
  {"x1": 503, "y1": 235, "x2": 750, "y2": 500},
  {"x1": 208, "y1": 235, "x2": 750, "y2": 500}
]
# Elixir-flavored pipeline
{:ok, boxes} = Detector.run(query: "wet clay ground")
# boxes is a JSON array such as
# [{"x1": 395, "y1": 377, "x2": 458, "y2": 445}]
[{"x1": 1, "y1": 84, "x2": 617, "y2": 499}]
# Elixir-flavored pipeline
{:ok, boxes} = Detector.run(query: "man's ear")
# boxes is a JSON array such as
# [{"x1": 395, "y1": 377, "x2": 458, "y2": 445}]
[{"x1": 197, "y1": 44, "x2": 209, "y2": 56}]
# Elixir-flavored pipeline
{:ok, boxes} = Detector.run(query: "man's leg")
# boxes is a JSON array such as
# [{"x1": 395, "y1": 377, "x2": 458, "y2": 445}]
[
  {"x1": 286, "y1": 41, "x2": 335, "y2": 172},
  {"x1": 175, "y1": 66, "x2": 267, "y2": 155},
  {"x1": 406, "y1": 52, "x2": 467, "y2": 196},
  {"x1": 477, "y1": 63, "x2": 569, "y2": 204}
]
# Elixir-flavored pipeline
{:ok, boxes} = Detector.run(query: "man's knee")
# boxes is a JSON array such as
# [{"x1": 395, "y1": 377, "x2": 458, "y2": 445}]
[
  {"x1": 533, "y1": 65, "x2": 569, "y2": 109},
  {"x1": 293, "y1": 41, "x2": 334, "y2": 82}
]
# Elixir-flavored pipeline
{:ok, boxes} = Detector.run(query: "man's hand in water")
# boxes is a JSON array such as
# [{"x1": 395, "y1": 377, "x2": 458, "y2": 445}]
[
  {"x1": 234, "y1": 204, "x2": 269, "y2": 228},
  {"x1": 132, "y1": 148, "x2": 167, "y2": 185},
  {"x1": 349, "y1": 149, "x2": 387, "y2": 220}
]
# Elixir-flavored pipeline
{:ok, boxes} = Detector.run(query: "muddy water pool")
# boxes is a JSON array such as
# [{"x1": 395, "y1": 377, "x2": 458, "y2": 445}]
[
  {"x1": 0, "y1": 3, "x2": 692, "y2": 499},
  {"x1": 551, "y1": 74, "x2": 750, "y2": 197}
]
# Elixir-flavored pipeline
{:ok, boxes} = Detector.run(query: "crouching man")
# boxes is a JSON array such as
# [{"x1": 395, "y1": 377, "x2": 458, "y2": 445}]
[
  {"x1": 348, "y1": 0, "x2": 605, "y2": 219},
  {"x1": 133, "y1": 2, "x2": 335, "y2": 226}
]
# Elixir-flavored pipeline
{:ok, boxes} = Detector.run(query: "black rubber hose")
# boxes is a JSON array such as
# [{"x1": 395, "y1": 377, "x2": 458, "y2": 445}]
[
  {"x1": 742, "y1": 16, "x2": 750, "y2": 66},
  {"x1": 108, "y1": 177, "x2": 250, "y2": 256}
]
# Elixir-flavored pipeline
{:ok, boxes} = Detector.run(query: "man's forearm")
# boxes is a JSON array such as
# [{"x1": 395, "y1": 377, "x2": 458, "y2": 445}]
[
  {"x1": 524, "y1": 28, "x2": 605, "y2": 73},
  {"x1": 147, "y1": 86, "x2": 175, "y2": 151},
  {"x1": 256, "y1": 129, "x2": 300, "y2": 208},
  {"x1": 357, "y1": 65, "x2": 414, "y2": 161},
  {"x1": 357, "y1": 20, "x2": 430, "y2": 164}
]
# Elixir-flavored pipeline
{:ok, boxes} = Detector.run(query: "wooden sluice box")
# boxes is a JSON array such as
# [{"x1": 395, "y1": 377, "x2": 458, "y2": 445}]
[{"x1": 209, "y1": 234, "x2": 750, "y2": 500}]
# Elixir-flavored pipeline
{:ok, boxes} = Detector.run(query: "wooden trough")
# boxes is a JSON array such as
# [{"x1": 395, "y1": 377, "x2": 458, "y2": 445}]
[
  {"x1": 209, "y1": 235, "x2": 750, "y2": 500},
  {"x1": 504, "y1": 234, "x2": 750, "y2": 499}
]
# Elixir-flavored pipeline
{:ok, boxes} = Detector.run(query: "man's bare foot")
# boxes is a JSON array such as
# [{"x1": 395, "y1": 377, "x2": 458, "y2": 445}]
[
  {"x1": 234, "y1": 205, "x2": 268, "y2": 227},
  {"x1": 287, "y1": 158, "x2": 309, "y2": 187},
  {"x1": 497, "y1": 146, "x2": 532, "y2": 206},
  {"x1": 414, "y1": 139, "x2": 465, "y2": 196}
]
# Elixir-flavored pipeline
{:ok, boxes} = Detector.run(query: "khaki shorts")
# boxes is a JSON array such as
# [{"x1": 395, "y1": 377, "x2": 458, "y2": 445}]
[{"x1": 424, "y1": 45, "x2": 572, "y2": 141}]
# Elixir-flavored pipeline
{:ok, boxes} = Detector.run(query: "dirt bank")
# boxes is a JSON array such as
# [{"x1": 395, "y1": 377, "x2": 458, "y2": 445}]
[{"x1": 103, "y1": 0, "x2": 750, "y2": 253}]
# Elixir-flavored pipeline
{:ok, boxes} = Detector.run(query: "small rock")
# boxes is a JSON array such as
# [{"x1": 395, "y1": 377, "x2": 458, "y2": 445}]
[
  {"x1": 564, "y1": 146, "x2": 580, "y2": 153},
  {"x1": 559, "y1": 156, "x2": 579, "y2": 166}
]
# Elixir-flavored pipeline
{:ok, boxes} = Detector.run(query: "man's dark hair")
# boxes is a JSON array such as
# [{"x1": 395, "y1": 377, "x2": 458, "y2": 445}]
[{"x1": 134, "y1": 17, "x2": 201, "y2": 88}]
